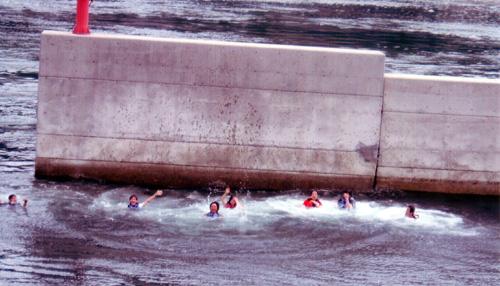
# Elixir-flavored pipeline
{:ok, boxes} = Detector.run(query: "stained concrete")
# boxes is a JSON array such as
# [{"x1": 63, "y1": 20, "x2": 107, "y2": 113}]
[
  {"x1": 36, "y1": 31, "x2": 384, "y2": 191},
  {"x1": 35, "y1": 31, "x2": 500, "y2": 195}
]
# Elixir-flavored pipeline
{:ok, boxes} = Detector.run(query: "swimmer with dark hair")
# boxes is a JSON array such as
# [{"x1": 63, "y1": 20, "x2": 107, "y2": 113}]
[
  {"x1": 1, "y1": 194, "x2": 28, "y2": 207},
  {"x1": 221, "y1": 186, "x2": 241, "y2": 209},
  {"x1": 338, "y1": 191, "x2": 355, "y2": 210},
  {"x1": 304, "y1": 191, "x2": 322, "y2": 208},
  {"x1": 207, "y1": 201, "x2": 222, "y2": 219},
  {"x1": 128, "y1": 190, "x2": 163, "y2": 209},
  {"x1": 405, "y1": 205, "x2": 419, "y2": 219}
]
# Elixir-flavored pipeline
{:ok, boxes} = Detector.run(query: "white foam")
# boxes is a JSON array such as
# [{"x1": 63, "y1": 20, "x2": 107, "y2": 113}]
[{"x1": 89, "y1": 191, "x2": 479, "y2": 236}]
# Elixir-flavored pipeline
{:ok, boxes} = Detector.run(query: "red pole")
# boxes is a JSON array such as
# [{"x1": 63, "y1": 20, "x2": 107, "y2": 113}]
[{"x1": 73, "y1": 0, "x2": 90, "y2": 34}]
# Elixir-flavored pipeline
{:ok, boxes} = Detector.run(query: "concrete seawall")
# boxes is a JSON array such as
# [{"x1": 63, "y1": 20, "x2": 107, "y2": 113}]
[
  {"x1": 35, "y1": 31, "x2": 500, "y2": 195},
  {"x1": 377, "y1": 74, "x2": 500, "y2": 195}
]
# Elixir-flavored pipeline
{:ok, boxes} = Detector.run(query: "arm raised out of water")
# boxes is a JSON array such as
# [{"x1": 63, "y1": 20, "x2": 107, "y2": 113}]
[
  {"x1": 221, "y1": 186, "x2": 231, "y2": 206},
  {"x1": 141, "y1": 190, "x2": 163, "y2": 208}
]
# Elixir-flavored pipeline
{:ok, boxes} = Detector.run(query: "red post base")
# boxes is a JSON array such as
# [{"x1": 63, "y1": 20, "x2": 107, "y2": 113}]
[{"x1": 73, "y1": 0, "x2": 90, "y2": 34}]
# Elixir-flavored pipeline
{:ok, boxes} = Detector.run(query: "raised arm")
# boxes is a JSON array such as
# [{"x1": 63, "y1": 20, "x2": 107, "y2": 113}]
[
  {"x1": 221, "y1": 187, "x2": 231, "y2": 205},
  {"x1": 141, "y1": 190, "x2": 163, "y2": 208}
]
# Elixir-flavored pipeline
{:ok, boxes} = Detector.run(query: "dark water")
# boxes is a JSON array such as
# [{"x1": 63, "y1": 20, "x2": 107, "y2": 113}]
[{"x1": 0, "y1": 0, "x2": 499, "y2": 285}]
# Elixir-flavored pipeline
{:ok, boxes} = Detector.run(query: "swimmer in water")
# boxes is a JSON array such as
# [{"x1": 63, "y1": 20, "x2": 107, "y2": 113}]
[
  {"x1": 206, "y1": 201, "x2": 222, "y2": 219},
  {"x1": 1, "y1": 194, "x2": 28, "y2": 207},
  {"x1": 405, "y1": 204, "x2": 419, "y2": 219},
  {"x1": 303, "y1": 190, "x2": 322, "y2": 208},
  {"x1": 338, "y1": 191, "x2": 355, "y2": 210},
  {"x1": 221, "y1": 186, "x2": 240, "y2": 209},
  {"x1": 128, "y1": 190, "x2": 163, "y2": 209}
]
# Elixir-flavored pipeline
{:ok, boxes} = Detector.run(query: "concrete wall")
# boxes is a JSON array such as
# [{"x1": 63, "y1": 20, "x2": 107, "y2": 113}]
[
  {"x1": 377, "y1": 74, "x2": 500, "y2": 195},
  {"x1": 36, "y1": 31, "x2": 385, "y2": 190},
  {"x1": 36, "y1": 31, "x2": 500, "y2": 195}
]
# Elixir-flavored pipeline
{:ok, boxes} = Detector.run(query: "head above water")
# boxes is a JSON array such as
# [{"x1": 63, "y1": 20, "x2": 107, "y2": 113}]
[
  {"x1": 311, "y1": 191, "x2": 318, "y2": 200},
  {"x1": 8, "y1": 194, "x2": 16, "y2": 204},
  {"x1": 406, "y1": 204, "x2": 418, "y2": 219},
  {"x1": 223, "y1": 185, "x2": 238, "y2": 207},
  {"x1": 129, "y1": 194, "x2": 138, "y2": 206},
  {"x1": 210, "y1": 201, "x2": 219, "y2": 213},
  {"x1": 227, "y1": 195, "x2": 238, "y2": 207},
  {"x1": 408, "y1": 205, "x2": 415, "y2": 213},
  {"x1": 342, "y1": 191, "x2": 351, "y2": 200}
]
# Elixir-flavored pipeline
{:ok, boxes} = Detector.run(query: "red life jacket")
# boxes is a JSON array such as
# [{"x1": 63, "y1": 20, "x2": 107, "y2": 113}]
[
  {"x1": 304, "y1": 198, "x2": 321, "y2": 208},
  {"x1": 225, "y1": 202, "x2": 237, "y2": 209}
]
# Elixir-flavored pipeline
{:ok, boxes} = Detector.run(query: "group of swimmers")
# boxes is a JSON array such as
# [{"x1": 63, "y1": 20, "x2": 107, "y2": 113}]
[
  {"x1": 303, "y1": 190, "x2": 418, "y2": 219},
  {"x1": 303, "y1": 190, "x2": 356, "y2": 210},
  {"x1": 2, "y1": 189, "x2": 418, "y2": 220},
  {"x1": 127, "y1": 187, "x2": 419, "y2": 220},
  {"x1": 127, "y1": 186, "x2": 239, "y2": 219}
]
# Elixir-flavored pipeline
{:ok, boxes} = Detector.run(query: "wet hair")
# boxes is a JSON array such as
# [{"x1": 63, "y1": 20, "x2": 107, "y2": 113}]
[
  {"x1": 210, "y1": 201, "x2": 220, "y2": 212},
  {"x1": 227, "y1": 195, "x2": 237, "y2": 206},
  {"x1": 342, "y1": 191, "x2": 352, "y2": 197},
  {"x1": 408, "y1": 205, "x2": 415, "y2": 213},
  {"x1": 129, "y1": 194, "x2": 138, "y2": 201},
  {"x1": 8, "y1": 194, "x2": 15, "y2": 201}
]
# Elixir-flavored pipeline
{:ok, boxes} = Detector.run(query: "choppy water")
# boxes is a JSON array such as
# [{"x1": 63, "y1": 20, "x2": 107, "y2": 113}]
[{"x1": 0, "y1": 0, "x2": 499, "y2": 285}]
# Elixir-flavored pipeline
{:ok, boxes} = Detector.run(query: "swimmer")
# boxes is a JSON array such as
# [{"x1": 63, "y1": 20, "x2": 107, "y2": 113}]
[
  {"x1": 3, "y1": 194, "x2": 28, "y2": 207},
  {"x1": 303, "y1": 190, "x2": 322, "y2": 208},
  {"x1": 206, "y1": 201, "x2": 222, "y2": 219},
  {"x1": 338, "y1": 191, "x2": 355, "y2": 210},
  {"x1": 221, "y1": 186, "x2": 240, "y2": 209},
  {"x1": 405, "y1": 204, "x2": 419, "y2": 219},
  {"x1": 128, "y1": 190, "x2": 163, "y2": 209}
]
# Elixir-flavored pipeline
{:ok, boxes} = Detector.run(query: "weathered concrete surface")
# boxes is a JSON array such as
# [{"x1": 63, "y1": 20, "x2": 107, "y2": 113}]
[
  {"x1": 377, "y1": 74, "x2": 500, "y2": 195},
  {"x1": 36, "y1": 31, "x2": 385, "y2": 190},
  {"x1": 36, "y1": 31, "x2": 500, "y2": 195}
]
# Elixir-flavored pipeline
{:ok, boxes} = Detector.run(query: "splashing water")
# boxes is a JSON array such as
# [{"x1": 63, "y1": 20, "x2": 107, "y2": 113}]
[{"x1": 89, "y1": 190, "x2": 479, "y2": 237}]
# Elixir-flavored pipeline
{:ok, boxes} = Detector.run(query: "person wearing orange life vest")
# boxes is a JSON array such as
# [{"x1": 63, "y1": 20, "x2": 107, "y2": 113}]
[{"x1": 303, "y1": 191, "x2": 322, "y2": 208}]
